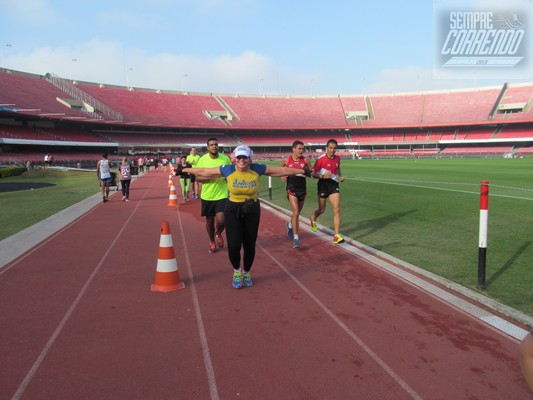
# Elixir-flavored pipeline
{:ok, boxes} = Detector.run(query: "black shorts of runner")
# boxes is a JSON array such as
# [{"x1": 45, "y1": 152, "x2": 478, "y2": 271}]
[
  {"x1": 287, "y1": 188, "x2": 306, "y2": 203},
  {"x1": 190, "y1": 174, "x2": 197, "y2": 183},
  {"x1": 201, "y1": 198, "x2": 227, "y2": 217},
  {"x1": 317, "y1": 179, "x2": 339, "y2": 198}
]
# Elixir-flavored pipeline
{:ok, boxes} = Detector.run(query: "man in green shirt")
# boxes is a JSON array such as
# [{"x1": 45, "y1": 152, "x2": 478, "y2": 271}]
[
  {"x1": 186, "y1": 147, "x2": 201, "y2": 198},
  {"x1": 196, "y1": 137, "x2": 232, "y2": 253}
]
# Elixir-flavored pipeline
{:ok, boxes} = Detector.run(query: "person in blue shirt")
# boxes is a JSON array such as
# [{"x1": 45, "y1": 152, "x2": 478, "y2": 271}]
[{"x1": 184, "y1": 145, "x2": 311, "y2": 289}]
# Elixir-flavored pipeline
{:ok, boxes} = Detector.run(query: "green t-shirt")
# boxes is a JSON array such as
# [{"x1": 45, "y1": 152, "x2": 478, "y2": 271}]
[
  {"x1": 196, "y1": 153, "x2": 232, "y2": 201},
  {"x1": 186, "y1": 154, "x2": 200, "y2": 167}
]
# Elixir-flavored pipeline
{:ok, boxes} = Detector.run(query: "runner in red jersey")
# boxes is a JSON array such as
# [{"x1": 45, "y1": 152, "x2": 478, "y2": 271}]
[
  {"x1": 280, "y1": 140, "x2": 313, "y2": 248},
  {"x1": 310, "y1": 138, "x2": 346, "y2": 244}
]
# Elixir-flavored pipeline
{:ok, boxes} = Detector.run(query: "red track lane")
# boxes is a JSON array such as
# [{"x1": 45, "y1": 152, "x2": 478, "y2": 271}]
[{"x1": 0, "y1": 171, "x2": 530, "y2": 399}]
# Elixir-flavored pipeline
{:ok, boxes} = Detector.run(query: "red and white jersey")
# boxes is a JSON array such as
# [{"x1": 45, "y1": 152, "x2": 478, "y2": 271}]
[
  {"x1": 286, "y1": 155, "x2": 307, "y2": 175},
  {"x1": 286, "y1": 155, "x2": 307, "y2": 193},
  {"x1": 313, "y1": 154, "x2": 341, "y2": 175}
]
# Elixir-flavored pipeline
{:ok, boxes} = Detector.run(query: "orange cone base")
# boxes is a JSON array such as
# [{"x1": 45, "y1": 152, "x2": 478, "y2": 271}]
[{"x1": 151, "y1": 281, "x2": 185, "y2": 293}]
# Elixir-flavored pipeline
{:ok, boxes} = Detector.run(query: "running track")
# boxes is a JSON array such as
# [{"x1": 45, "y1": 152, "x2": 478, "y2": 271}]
[{"x1": 1, "y1": 171, "x2": 531, "y2": 399}]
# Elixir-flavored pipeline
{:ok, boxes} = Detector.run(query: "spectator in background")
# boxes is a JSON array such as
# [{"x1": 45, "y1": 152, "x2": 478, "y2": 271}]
[
  {"x1": 44, "y1": 154, "x2": 50, "y2": 168},
  {"x1": 26, "y1": 160, "x2": 32, "y2": 170}
]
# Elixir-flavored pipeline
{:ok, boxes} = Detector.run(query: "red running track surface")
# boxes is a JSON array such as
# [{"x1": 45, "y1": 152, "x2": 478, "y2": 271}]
[{"x1": 0, "y1": 171, "x2": 531, "y2": 399}]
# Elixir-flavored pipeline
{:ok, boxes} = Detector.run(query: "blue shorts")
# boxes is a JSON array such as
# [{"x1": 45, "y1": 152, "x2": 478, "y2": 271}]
[{"x1": 100, "y1": 177, "x2": 112, "y2": 183}]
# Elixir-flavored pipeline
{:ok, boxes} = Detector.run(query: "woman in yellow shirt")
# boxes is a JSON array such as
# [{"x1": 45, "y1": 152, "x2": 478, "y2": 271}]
[{"x1": 184, "y1": 145, "x2": 311, "y2": 288}]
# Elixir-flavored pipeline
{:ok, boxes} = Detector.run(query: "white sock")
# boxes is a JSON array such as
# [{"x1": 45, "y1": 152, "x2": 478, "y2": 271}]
[
  {"x1": 294, "y1": 234, "x2": 299, "y2": 240},
  {"x1": 288, "y1": 222, "x2": 293, "y2": 228}
]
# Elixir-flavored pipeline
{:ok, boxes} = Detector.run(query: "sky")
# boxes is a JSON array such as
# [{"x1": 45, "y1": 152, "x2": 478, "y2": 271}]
[{"x1": 0, "y1": 0, "x2": 532, "y2": 96}]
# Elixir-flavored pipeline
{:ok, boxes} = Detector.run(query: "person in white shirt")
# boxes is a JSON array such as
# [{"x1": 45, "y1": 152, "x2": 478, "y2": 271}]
[{"x1": 97, "y1": 152, "x2": 112, "y2": 202}]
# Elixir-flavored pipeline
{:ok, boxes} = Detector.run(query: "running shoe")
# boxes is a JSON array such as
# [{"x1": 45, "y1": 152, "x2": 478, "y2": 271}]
[
  {"x1": 243, "y1": 272, "x2": 253, "y2": 287},
  {"x1": 122, "y1": 196, "x2": 126, "y2": 201},
  {"x1": 216, "y1": 234, "x2": 224, "y2": 249},
  {"x1": 310, "y1": 218, "x2": 318, "y2": 232},
  {"x1": 232, "y1": 271, "x2": 243, "y2": 289},
  {"x1": 285, "y1": 221, "x2": 294, "y2": 239},
  {"x1": 103, "y1": 196, "x2": 107, "y2": 203},
  {"x1": 293, "y1": 237, "x2": 300, "y2": 248},
  {"x1": 333, "y1": 234, "x2": 345, "y2": 245},
  {"x1": 209, "y1": 242, "x2": 216, "y2": 253}
]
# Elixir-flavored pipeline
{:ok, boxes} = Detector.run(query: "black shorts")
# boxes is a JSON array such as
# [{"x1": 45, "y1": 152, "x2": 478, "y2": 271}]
[
  {"x1": 286, "y1": 180, "x2": 306, "y2": 203},
  {"x1": 201, "y1": 198, "x2": 226, "y2": 217},
  {"x1": 317, "y1": 179, "x2": 339, "y2": 198},
  {"x1": 190, "y1": 174, "x2": 197, "y2": 183},
  {"x1": 287, "y1": 188, "x2": 306, "y2": 203}
]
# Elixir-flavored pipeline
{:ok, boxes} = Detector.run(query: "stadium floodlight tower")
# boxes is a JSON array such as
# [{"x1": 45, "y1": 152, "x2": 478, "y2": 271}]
[
  {"x1": 69, "y1": 58, "x2": 78, "y2": 83},
  {"x1": 182, "y1": 74, "x2": 188, "y2": 93},
  {"x1": 1, "y1": 43, "x2": 13, "y2": 71},
  {"x1": 126, "y1": 67, "x2": 134, "y2": 90}
]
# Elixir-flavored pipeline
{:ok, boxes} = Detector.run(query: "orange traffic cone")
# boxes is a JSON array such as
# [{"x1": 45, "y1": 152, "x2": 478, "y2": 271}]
[
  {"x1": 167, "y1": 174, "x2": 174, "y2": 187},
  {"x1": 151, "y1": 221, "x2": 185, "y2": 293},
  {"x1": 168, "y1": 185, "x2": 178, "y2": 206}
]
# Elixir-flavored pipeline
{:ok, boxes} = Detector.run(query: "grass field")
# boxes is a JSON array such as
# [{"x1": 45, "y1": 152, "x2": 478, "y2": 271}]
[
  {"x1": 261, "y1": 157, "x2": 533, "y2": 317},
  {"x1": 1, "y1": 159, "x2": 532, "y2": 317},
  {"x1": 0, "y1": 169, "x2": 101, "y2": 239}
]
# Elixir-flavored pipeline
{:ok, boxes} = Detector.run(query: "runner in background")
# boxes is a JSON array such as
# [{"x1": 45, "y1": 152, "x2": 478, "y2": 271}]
[
  {"x1": 119, "y1": 156, "x2": 132, "y2": 202},
  {"x1": 186, "y1": 147, "x2": 201, "y2": 199},
  {"x1": 279, "y1": 140, "x2": 313, "y2": 248},
  {"x1": 97, "y1": 152, "x2": 112, "y2": 203},
  {"x1": 310, "y1": 138, "x2": 345, "y2": 245}
]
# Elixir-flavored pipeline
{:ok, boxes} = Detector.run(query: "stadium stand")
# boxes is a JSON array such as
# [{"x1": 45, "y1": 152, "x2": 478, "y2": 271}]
[
  {"x1": 0, "y1": 68, "x2": 532, "y2": 164},
  {"x1": 218, "y1": 95, "x2": 348, "y2": 128},
  {"x1": 440, "y1": 146, "x2": 514, "y2": 155},
  {"x1": 0, "y1": 70, "x2": 88, "y2": 119},
  {"x1": 76, "y1": 83, "x2": 228, "y2": 128}
]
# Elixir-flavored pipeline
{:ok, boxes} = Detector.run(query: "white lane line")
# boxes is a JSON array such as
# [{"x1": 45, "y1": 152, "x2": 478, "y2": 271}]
[
  {"x1": 11, "y1": 181, "x2": 153, "y2": 400},
  {"x1": 260, "y1": 201, "x2": 533, "y2": 336},
  {"x1": 176, "y1": 208, "x2": 220, "y2": 400},
  {"x1": 257, "y1": 241, "x2": 424, "y2": 400},
  {"x1": 348, "y1": 177, "x2": 533, "y2": 201}
]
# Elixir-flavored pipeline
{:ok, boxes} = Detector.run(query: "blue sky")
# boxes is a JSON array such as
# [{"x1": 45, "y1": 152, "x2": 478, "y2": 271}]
[{"x1": 0, "y1": 0, "x2": 531, "y2": 95}]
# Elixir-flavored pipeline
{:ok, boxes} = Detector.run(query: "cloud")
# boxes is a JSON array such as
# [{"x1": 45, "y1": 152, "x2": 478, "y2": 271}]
[
  {"x1": 366, "y1": 65, "x2": 506, "y2": 94},
  {"x1": 5, "y1": 40, "x2": 510, "y2": 96},
  {"x1": 4, "y1": 40, "x2": 315, "y2": 94},
  {"x1": 1, "y1": 0, "x2": 57, "y2": 23}
]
